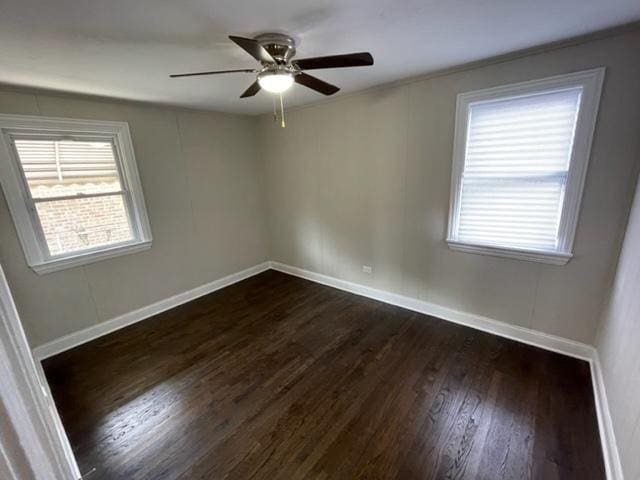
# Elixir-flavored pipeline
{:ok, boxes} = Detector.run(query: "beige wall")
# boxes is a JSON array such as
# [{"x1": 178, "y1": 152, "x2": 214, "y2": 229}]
[
  {"x1": 597, "y1": 174, "x2": 640, "y2": 479},
  {"x1": 0, "y1": 90, "x2": 270, "y2": 347},
  {"x1": 1, "y1": 29, "x2": 639, "y2": 351},
  {"x1": 260, "y1": 29, "x2": 640, "y2": 344}
]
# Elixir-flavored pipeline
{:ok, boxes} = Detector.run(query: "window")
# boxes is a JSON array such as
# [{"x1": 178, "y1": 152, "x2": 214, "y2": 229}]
[
  {"x1": 447, "y1": 69, "x2": 605, "y2": 265},
  {"x1": 0, "y1": 115, "x2": 152, "y2": 274}
]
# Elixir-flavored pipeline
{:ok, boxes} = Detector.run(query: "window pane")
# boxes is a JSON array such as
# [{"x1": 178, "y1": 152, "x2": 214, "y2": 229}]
[
  {"x1": 456, "y1": 88, "x2": 582, "y2": 251},
  {"x1": 13, "y1": 139, "x2": 122, "y2": 199},
  {"x1": 35, "y1": 194, "x2": 133, "y2": 256},
  {"x1": 464, "y1": 88, "x2": 582, "y2": 176},
  {"x1": 458, "y1": 177, "x2": 565, "y2": 250},
  {"x1": 465, "y1": 88, "x2": 582, "y2": 176}
]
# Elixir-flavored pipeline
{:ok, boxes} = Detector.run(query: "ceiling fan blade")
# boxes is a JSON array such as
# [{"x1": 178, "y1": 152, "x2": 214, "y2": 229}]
[
  {"x1": 240, "y1": 81, "x2": 261, "y2": 98},
  {"x1": 293, "y1": 52, "x2": 373, "y2": 71},
  {"x1": 294, "y1": 73, "x2": 340, "y2": 96},
  {"x1": 229, "y1": 36, "x2": 276, "y2": 64},
  {"x1": 170, "y1": 68, "x2": 255, "y2": 78}
]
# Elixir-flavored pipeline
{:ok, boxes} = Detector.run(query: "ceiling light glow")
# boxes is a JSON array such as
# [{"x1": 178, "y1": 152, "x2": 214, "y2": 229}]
[{"x1": 258, "y1": 72, "x2": 294, "y2": 93}]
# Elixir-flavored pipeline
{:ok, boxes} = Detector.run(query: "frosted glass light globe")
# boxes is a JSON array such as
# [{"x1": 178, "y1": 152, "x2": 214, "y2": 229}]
[{"x1": 258, "y1": 72, "x2": 294, "y2": 93}]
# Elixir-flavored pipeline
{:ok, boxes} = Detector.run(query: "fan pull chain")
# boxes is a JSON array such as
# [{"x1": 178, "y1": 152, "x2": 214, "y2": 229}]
[
  {"x1": 279, "y1": 92, "x2": 286, "y2": 128},
  {"x1": 272, "y1": 96, "x2": 277, "y2": 123}
]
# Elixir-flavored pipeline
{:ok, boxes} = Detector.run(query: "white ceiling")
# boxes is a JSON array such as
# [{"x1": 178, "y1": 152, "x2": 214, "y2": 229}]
[{"x1": 1, "y1": 0, "x2": 639, "y2": 115}]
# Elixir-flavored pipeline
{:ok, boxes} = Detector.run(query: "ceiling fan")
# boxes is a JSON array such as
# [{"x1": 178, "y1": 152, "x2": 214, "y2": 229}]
[{"x1": 170, "y1": 33, "x2": 374, "y2": 98}]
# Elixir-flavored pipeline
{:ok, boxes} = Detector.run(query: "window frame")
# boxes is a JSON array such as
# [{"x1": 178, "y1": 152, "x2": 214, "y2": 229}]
[
  {"x1": 0, "y1": 114, "x2": 152, "y2": 274},
  {"x1": 447, "y1": 68, "x2": 605, "y2": 265}
]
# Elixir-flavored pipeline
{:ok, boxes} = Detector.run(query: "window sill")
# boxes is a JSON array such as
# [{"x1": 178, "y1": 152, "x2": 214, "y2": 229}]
[
  {"x1": 30, "y1": 241, "x2": 152, "y2": 275},
  {"x1": 446, "y1": 240, "x2": 572, "y2": 265}
]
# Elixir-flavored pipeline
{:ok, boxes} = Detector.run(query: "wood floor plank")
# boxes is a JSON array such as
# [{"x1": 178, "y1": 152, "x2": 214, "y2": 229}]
[{"x1": 43, "y1": 270, "x2": 605, "y2": 480}]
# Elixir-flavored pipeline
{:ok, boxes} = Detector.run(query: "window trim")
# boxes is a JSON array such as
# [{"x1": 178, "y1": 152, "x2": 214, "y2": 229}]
[
  {"x1": 0, "y1": 114, "x2": 152, "y2": 274},
  {"x1": 446, "y1": 68, "x2": 605, "y2": 265}
]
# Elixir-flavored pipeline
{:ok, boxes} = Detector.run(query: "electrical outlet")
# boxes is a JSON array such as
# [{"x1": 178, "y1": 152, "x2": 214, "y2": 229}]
[{"x1": 362, "y1": 265, "x2": 373, "y2": 274}]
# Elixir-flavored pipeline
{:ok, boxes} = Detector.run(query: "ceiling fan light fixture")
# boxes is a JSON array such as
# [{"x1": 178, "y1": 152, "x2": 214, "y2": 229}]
[
  {"x1": 258, "y1": 71, "x2": 294, "y2": 93},
  {"x1": 170, "y1": 34, "x2": 374, "y2": 100}
]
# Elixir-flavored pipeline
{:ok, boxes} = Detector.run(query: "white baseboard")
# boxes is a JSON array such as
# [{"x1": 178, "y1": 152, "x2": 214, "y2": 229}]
[
  {"x1": 591, "y1": 352, "x2": 624, "y2": 480},
  {"x1": 270, "y1": 261, "x2": 594, "y2": 361},
  {"x1": 33, "y1": 259, "x2": 595, "y2": 362},
  {"x1": 32, "y1": 262, "x2": 271, "y2": 360}
]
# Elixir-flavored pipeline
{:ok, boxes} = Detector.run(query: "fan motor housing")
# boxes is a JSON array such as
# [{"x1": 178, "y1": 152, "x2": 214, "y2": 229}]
[{"x1": 255, "y1": 33, "x2": 296, "y2": 64}]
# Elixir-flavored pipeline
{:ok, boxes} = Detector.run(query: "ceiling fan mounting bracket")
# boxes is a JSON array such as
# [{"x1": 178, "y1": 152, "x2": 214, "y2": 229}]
[{"x1": 254, "y1": 33, "x2": 296, "y2": 64}]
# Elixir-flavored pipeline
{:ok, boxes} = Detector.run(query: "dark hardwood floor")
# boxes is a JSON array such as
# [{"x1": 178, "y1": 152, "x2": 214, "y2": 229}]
[{"x1": 43, "y1": 270, "x2": 605, "y2": 480}]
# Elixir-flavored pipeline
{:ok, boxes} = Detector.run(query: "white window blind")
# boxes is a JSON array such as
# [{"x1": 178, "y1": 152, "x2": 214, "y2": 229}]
[
  {"x1": 456, "y1": 88, "x2": 582, "y2": 251},
  {"x1": 15, "y1": 139, "x2": 119, "y2": 185},
  {"x1": 447, "y1": 69, "x2": 605, "y2": 265}
]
